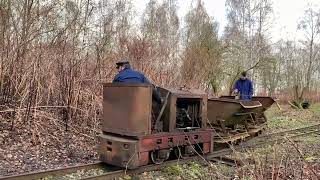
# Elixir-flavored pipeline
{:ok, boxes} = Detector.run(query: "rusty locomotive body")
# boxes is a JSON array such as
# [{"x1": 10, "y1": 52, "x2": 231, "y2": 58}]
[{"x1": 98, "y1": 83, "x2": 276, "y2": 169}]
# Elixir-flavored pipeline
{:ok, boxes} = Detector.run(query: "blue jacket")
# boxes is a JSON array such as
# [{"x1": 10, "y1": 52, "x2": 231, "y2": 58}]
[
  {"x1": 113, "y1": 68, "x2": 150, "y2": 83},
  {"x1": 112, "y1": 67, "x2": 162, "y2": 104},
  {"x1": 234, "y1": 78, "x2": 253, "y2": 100}
]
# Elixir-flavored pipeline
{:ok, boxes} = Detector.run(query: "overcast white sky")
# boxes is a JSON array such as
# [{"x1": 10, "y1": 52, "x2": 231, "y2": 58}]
[{"x1": 132, "y1": 0, "x2": 320, "y2": 42}]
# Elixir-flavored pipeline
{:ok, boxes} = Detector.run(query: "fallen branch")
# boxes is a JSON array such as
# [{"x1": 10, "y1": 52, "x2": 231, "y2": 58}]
[{"x1": 288, "y1": 101, "x2": 299, "y2": 109}]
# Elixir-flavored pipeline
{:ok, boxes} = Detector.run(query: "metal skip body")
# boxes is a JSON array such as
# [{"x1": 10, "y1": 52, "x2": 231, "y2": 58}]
[
  {"x1": 219, "y1": 96, "x2": 278, "y2": 119},
  {"x1": 207, "y1": 97, "x2": 262, "y2": 127}
]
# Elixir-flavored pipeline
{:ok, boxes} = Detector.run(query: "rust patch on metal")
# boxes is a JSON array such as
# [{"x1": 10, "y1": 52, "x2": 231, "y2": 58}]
[{"x1": 102, "y1": 83, "x2": 153, "y2": 137}]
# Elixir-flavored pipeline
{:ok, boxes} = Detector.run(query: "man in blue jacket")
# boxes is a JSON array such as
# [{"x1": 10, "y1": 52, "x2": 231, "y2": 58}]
[
  {"x1": 233, "y1": 71, "x2": 253, "y2": 100},
  {"x1": 113, "y1": 60, "x2": 162, "y2": 104},
  {"x1": 113, "y1": 61, "x2": 149, "y2": 83}
]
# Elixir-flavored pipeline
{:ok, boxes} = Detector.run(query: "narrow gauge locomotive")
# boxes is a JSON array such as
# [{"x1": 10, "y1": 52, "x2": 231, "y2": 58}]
[{"x1": 98, "y1": 83, "x2": 276, "y2": 169}]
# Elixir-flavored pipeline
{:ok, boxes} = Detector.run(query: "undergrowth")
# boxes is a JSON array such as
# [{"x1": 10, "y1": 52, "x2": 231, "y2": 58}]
[{"x1": 266, "y1": 104, "x2": 320, "y2": 131}]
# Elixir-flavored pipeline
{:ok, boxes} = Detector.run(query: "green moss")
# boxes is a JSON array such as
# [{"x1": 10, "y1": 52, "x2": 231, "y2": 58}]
[
  {"x1": 188, "y1": 161, "x2": 205, "y2": 178},
  {"x1": 266, "y1": 108, "x2": 318, "y2": 131},
  {"x1": 304, "y1": 156, "x2": 318, "y2": 162},
  {"x1": 213, "y1": 163, "x2": 235, "y2": 177},
  {"x1": 295, "y1": 134, "x2": 320, "y2": 145},
  {"x1": 251, "y1": 145, "x2": 274, "y2": 156},
  {"x1": 309, "y1": 103, "x2": 320, "y2": 114},
  {"x1": 161, "y1": 161, "x2": 208, "y2": 179},
  {"x1": 264, "y1": 106, "x2": 280, "y2": 119},
  {"x1": 267, "y1": 116, "x2": 308, "y2": 130},
  {"x1": 162, "y1": 164, "x2": 184, "y2": 176},
  {"x1": 122, "y1": 175, "x2": 132, "y2": 180}
]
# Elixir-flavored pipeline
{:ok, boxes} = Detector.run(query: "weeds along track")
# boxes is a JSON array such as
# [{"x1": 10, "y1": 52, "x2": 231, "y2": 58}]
[{"x1": 1, "y1": 123, "x2": 320, "y2": 180}]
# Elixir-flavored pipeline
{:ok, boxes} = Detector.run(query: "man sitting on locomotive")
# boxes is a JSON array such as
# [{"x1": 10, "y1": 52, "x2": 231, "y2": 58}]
[
  {"x1": 113, "y1": 60, "x2": 162, "y2": 104},
  {"x1": 233, "y1": 71, "x2": 253, "y2": 100}
]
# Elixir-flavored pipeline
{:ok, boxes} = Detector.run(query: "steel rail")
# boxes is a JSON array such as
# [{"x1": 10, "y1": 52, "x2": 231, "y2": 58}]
[
  {"x1": 0, "y1": 162, "x2": 110, "y2": 180},
  {"x1": 1, "y1": 123, "x2": 320, "y2": 180},
  {"x1": 243, "y1": 123, "x2": 320, "y2": 145},
  {"x1": 80, "y1": 148, "x2": 237, "y2": 180},
  {"x1": 211, "y1": 157, "x2": 237, "y2": 166},
  {"x1": 262, "y1": 123, "x2": 320, "y2": 137}
]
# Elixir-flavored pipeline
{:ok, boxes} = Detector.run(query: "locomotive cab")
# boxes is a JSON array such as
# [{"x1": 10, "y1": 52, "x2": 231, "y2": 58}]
[
  {"x1": 176, "y1": 98, "x2": 202, "y2": 129},
  {"x1": 157, "y1": 87, "x2": 208, "y2": 132}
]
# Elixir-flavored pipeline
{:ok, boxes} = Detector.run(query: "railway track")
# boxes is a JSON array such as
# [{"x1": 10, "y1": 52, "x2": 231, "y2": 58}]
[
  {"x1": 0, "y1": 162, "x2": 113, "y2": 180},
  {"x1": 242, "y1": 123, "x2": 320, "y2": 147},
  {"x1": 1, "y1": 123, "x2": 320, "y2": 180}
]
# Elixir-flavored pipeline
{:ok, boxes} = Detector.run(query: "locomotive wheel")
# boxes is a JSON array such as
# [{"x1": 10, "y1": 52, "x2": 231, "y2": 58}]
[
  {"x1": 174, "y1": 145, "x2": 197, "y2": 159},
  {"x1": 174, "y1": 146, "x2": 188, "y2": 159},
  {"x1": 151, "y1": 149, "x2": 170, "y2": 164}
]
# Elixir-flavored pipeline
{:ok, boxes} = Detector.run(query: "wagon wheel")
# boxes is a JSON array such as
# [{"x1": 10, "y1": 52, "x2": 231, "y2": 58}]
[{"x1": 151, "y1": 150, "x2": 170, "y2": 164}]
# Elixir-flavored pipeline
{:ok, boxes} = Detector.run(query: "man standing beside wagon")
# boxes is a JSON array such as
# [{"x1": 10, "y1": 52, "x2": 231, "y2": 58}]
[{"x1": 233, "y1": 71, "x2": 253, "y2": 101}]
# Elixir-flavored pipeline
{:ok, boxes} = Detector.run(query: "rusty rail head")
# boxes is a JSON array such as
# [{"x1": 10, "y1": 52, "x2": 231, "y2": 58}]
[{"x1": 0, "y1": 162, "x2": 107, "y2": 180}]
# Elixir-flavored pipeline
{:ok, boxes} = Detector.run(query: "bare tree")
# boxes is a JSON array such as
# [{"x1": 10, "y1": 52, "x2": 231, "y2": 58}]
[
  {"x1": 181, "y1": 0, "x2": 222, "y2": 92},
  {"x1": 223, "y1": 0, "x2": 273, "y2": 94},
  {"x1": 138, "y1": 0, "x2": 180, "y2": 86},
  {"x1": 298, "y1": 7, "x2": 320, "y2": 91}
]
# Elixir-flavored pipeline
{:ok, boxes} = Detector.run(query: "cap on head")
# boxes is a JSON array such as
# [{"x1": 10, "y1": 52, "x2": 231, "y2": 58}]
[{"x1": 116, "y1": 60, "x2": 130, "y2": 69}]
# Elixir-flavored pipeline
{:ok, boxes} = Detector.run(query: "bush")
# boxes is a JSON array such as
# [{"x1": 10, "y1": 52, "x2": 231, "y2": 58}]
[{"x1": 302, "y1": 101, "x2": 310, "y2": 109}]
